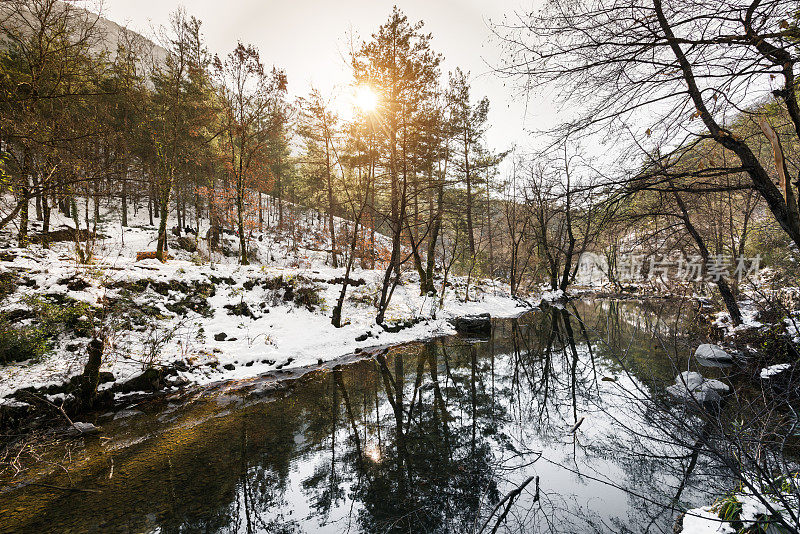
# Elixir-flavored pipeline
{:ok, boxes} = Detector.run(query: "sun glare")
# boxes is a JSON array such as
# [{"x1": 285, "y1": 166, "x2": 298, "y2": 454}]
[
  {"x1": 366, "y1": 444, "x2": 382, "y2": 463},
  {"x1": 354, "y1": 86, "x2": 378, "y2": 112}
]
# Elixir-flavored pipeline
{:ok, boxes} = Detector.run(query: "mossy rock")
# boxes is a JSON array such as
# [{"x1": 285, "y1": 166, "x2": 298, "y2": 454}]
[{"x1": 176, "y1": 235, "x2": 197, "y2": 253}]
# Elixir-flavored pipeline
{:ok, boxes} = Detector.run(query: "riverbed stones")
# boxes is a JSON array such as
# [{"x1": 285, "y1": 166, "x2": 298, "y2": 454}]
[
  {"x1": 694, "y1": 344, "x2": 734, "y2": 367},
  {"x1": 450, "y1": 313, "x2": 492, "y2": 336},
  {"x1": 666, "y1": 371, "x2": 730, "y2": 405}
]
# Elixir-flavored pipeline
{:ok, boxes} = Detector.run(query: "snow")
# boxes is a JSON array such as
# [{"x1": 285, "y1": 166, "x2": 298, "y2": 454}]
[
  {"x1": 539, "y1": 288, "x2": 566, "y2": 308},
  {"x1": 712, "y1": 306, "x2": 763, "y2": 336},
  {"x1": 681, "y1": 507, "x2": 734, "y2": 534},
  {"x1": 0, "y1": 198, "x2": 536, "y2": 401},
  {"x1": 785, "y1": 315, "x2": 800, "y2": 343},
  {"x1": 681, "y1": 493, "x2": 788, "y2": 534},
  {"x1": 760, "y1": 363, "x2": 791, "y2": 379}
]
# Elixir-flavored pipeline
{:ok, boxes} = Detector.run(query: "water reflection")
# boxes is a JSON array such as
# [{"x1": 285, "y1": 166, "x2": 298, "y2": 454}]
[{"x1": 1, "y1": 300, "x2": 739, "y2": 533}]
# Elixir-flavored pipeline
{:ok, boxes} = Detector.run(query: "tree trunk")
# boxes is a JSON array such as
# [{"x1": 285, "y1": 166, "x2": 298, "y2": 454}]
[
  {"x1": 33, "y1": 172, "x2": 42, "y2": 221},
  {"x1": 79, "y1": 338, "x2": 103, "y2": 409},
  {"x1": 156, "y1": 174, "x2": 171, "y2": 262},
  {"x1": 41, "y1": 193, "x2": 50, "y2": 248},
  {"x1": 464, "y1": 131, "x2": 475, "y2": 257},
  {"x1": 121, "y1": 165, "x2": 128, "y2": 227},
  {"x1": 18, "y1": 148, "x2": 31, "y2": 247},
  {"x1": 325, "y1": 135, "x2": 338, "y2": 268},
  {"x1": 673, "y1": 190, "x2": 743, "y2": 325},
  {"x1": 237, "y1": 179, "x2": 248, "y2": 265}
]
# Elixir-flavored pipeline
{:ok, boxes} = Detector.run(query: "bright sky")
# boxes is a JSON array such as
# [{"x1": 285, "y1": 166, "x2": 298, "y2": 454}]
[{"x1": 101, "y1": 0, "x2": 556, "y2": 164}]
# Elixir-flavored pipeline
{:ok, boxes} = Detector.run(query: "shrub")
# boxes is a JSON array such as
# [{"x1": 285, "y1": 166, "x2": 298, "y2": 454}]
[
  {"x1": 0, "y1": 296, "x2": 96, "y2": 364},
  {"x1": 0, "y1": 320, "x2": 51, "y2": 364},
  {"x1": 294, "y1": 286, "x2": 324, "y2": 311},
  {"x1": 712, "y1": 494, "x2": 742, "y2": 522}
]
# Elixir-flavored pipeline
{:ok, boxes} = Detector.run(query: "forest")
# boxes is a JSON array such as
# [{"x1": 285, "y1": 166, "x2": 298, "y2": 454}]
[{"x1": 0, "y1": 1, "x2": 799, "y2": 533}]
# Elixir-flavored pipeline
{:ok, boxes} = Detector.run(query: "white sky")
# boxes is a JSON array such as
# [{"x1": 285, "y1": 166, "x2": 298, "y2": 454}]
[{"x1": 99, "y1": 0, "x2": 556, "y2": 164}]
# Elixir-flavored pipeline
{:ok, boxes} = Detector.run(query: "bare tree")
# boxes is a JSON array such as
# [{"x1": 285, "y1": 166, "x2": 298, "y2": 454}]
[{"x1": 495, "y1": 0, "x2": 800, "y2": 250}]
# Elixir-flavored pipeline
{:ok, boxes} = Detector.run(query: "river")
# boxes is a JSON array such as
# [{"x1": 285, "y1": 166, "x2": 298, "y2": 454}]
[{"x1": 1, "y1": 299, "x2": 745, "y2": 533}]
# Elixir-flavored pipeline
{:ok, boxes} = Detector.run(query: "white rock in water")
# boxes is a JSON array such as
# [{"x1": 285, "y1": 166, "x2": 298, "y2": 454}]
[
  {"x1": 694, "y1": 344, "x2": 733, "y2": 366},
  {"x1": 695, "y1": 344, "x2": 732, "y2": 361},
  {"x1": 678, "y1": 371, "x2": 705, "y2": 390},
  {"x1": 702, "y1": 379, "x2": 730, "y2": 393},
  {"x1": 667, "y1": 372, "x2": 728, "y2": 404},
  {"x1": 666, "y1": 383, "x2": 722, "y2": 404}
]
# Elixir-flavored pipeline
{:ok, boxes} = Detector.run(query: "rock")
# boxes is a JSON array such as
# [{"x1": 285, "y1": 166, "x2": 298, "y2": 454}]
[
  {"x1": 214, "y1": 332, "x2": 227, "y2": 341},
  {"x1": 0, "y1": 400, "x2": 35, "y2": 431},
  {"x1": 694, "y1": 344, "x2": 734, "y2": 367},
  {"x1": 166, "y1": 375, "x2": 189, "y2": 387},
  {"x1": 666, "y1": 371, "x2": 729, "y2": 405},
  {"x1": 450, "y1": 313, "x2": 492, "y2": 336},
  {"x1": 355, "y1": 332, "x2": 371, "y2": 342},
  {"x1": 68, "y1": 421, "x2": 100, "y2": 436},
  {"x1": 223, "y1": 363, "x2": 235, "y2": 371},
  {"x1": 679, "y1": 371, "x2": 705, "y2": 389},
  {"x1": 702, "y1": 379, "x2": 730, "y2": 393},
  {"x1": 666, "y1": 383, "x2": 721, "y2": 405},
  {"x1": 117, "y1": 368, "x2": 163, "y2": 393},
  {"x1": 98, "y1": 371, "x2": 115, "y2": 384}
]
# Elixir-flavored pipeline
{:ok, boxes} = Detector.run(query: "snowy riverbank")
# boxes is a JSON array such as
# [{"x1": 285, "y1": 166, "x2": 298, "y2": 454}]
[{"x1": 0, "y1": 201, "x2": 536, "y2": 403}]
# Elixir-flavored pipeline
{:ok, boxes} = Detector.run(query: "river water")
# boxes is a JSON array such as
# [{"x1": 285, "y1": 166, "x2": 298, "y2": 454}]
[{"x1": 1, "y1": 299, "x2": 741, "y2": 533}]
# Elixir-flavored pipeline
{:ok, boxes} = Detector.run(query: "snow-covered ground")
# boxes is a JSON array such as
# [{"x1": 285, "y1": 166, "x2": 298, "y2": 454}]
[
  {"x1": 0, "y1": 199, "x2": 533, "y2": 402},
  {"x1": 679, "y1": 491, "x2": 794, "y2": 533}
]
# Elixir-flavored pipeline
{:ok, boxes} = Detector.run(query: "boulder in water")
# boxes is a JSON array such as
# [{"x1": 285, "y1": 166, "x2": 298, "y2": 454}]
[
  {"x1": 666, "y1": 371, "x2": 729, "y2": 405},
  {"x1": 450, "y1": 313, "x2": 491, "y2": 336},
  {"x1": 694, "y1": 344, "x2": 734, "y2": 367}
]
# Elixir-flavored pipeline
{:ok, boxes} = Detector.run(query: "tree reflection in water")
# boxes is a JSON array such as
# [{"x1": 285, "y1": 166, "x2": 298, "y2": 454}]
[{"x1": 4, "y1": 299, "x2": 794, "y2": 534}]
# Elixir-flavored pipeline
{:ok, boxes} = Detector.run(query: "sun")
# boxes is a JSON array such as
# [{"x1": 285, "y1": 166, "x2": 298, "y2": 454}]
[{"x1": 354, "y1": 85, "x2": 378, "y2": 112}]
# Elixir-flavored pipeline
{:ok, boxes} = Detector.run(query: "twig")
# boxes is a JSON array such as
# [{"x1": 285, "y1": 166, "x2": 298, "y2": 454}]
[
  {"x1": 479, "y1": 475, "x2": 538, "y2": 533},
  {"x1": 569, "y1": 416, "x2": 585, "y2": 433},
  {"x1": 20, "y1": 391, "x2": 79, "y2": 431}
]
